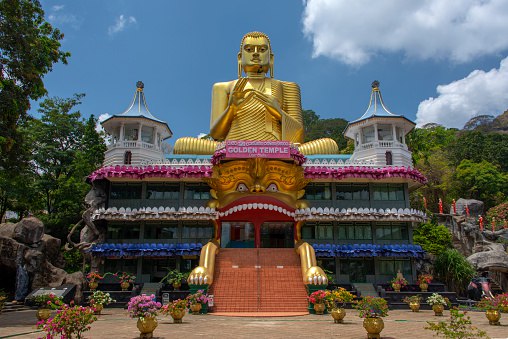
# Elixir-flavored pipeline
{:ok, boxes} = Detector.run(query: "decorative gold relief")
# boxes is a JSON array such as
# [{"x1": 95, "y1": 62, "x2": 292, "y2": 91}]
[{"x1": 205, "y1": 158, "x2": 309, "y2": 209}]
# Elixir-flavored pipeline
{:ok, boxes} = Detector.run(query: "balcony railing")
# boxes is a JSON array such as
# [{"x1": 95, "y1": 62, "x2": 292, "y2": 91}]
[
  {"x1": 107, "y1": 140, "x2": 158, "y2": 150},
  {"x1": 359, "y1": 141, "x2": 407, "y2": 150}
]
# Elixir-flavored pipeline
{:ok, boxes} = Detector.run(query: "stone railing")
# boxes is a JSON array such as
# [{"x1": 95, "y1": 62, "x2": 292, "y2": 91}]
[
  {"x1": 107, "y1": 140, "x2": 157, "y2": 150},
  {"x1": 359, "y1": 141, "x2": 407, "y2": 150}
]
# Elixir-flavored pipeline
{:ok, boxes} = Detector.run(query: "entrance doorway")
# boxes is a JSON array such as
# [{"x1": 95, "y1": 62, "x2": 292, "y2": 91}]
[
  {"x1": 340, "y1": 259, "x2": 375, "y2": 283},
  {"x1": 221, "y1": 222, "x2": 255, "y2": 248},
  {"x1": 260, "y1": 222, "x2": 294, "y2": 248}
]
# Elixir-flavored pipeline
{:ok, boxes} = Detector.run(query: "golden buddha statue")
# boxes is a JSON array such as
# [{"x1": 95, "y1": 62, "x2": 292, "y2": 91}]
[{"x1": 173, "y1": 32, "x2": 338, "y2": 155}]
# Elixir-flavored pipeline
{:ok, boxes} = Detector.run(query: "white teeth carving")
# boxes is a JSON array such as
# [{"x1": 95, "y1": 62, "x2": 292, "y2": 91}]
[
  {"x1": 248, "y1": 203, "x2": 253, "y2": 209},
  {"x1": 253, "y1": 203, "x2": 258, "y2": 209},
  {"x1": 220, "y1": 203, "x2": 294, "y2": 217}
]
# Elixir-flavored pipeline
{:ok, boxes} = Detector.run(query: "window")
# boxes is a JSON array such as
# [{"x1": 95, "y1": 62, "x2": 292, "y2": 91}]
[
  {"x1": 303, "y1": 183, "x2": 331, "y2": 200},
  {"x1": 144, "y1": 222, "x2": 178, "y2": 239},
  {"x1": 146, "y1": 183, "x2": 180, "y2": 200},
  {"x1": 378, "y1": 259, "x2": 411, "y2": 276},
  {"x1": 362, "y1": 126, "x2": 375, "y2": 143},
  {"x1": 338, "y1": 222, "x2": 372, "y2": 240},
  {"x1": 377, "y1": 124, "x2": 393, "y2": 141},
  {"x1": 372, "y1": 184, "x2": 404, "y2": 201},
  {"x1": 107, "y1": 223, "x2": 140, "y2": 240},
  {"x1": 104, "y1": 258, "x2": 137, "y2": 274},
  {"x1": 141, "y1": 126, "x2": 154, "y2": 144},
  {"x1": 336, "y1": 184, "x2": 369, "y2": 200},
  {"x1": 375, "y1": 222, "x2": 409, "y2": 240},
  {"x1": 125, "y1": 126, "x2": 138, "y2": 141},
  {"x1": 110, "y1": 183, "x2": 142, "y2": 200},
  {"x1": 124, "y1": 151, "x2": 132, "y2": 165},
  {"x1": 181, "y1": 221, "x2": 214, "y2": 240},
  {"x1": 184, "y1": 183, "x2": 210, "y2": 200},
  {"x1": 301, "y1": 222, "x2": 333, "y2": 240}
]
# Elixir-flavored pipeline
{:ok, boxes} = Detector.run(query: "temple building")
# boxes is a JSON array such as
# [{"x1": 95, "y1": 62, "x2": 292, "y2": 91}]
[{"x1": 85, "y1": 32, "x2": 426, "y2": 313}]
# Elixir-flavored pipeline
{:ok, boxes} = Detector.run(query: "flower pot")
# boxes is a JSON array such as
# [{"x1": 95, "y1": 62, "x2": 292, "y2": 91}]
[
  {"x1": 409, "y1": 302, "x2": 420, "y2": 312},
  {"x1": 419, "y1": 282, "x2": 428, "y2": 292},
  {"x1": 502, "y1": 306, "x2": 508, "y2": 313},
  {"x1": 170, "y1": 309, "x2": 185, "y2": 323},
  {"x1": 121, "y1": 281, "x2": 130, "y2": 291},
  {"x1": 190, "y1": 303, "x2": 202, "y2": 315},
  {"x1": 36, "y1": 308, "x2": 51, "y2": 321},
  {"x1": 313, "y1": 303, "x2": 325, "y2": 315},
  {"x1": 392, "y1": 283, "x2": 401, "y2": 292},
  {"x1": 331, "y1": 308, "x2": 346, "y2": 323},
  {"x1": 172, "y1": 282, "x2": 181, "y2": 291},
  {"x1": 89, "y1": 281, "x2": 99, "y2": 291},
  {"x1": 432, "y1": 304, "x2": 444, "y2": 316},
  {"x1": 137, "y1": 316, "x2": 158, "y2": 339},
  {"x1": 485, "y1": 309, "x2": 501, "y2": 325},
  {"x1": 93, "y1": 304, "x2": 104, "y2": 315},
  {"x1": 363, "y1": 317, "x2": 384, "y2": 339}
]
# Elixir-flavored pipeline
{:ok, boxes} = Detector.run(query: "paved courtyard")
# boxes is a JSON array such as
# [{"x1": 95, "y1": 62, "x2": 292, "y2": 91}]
[{"x1": 1, "y1": 308, "x2": 507, "y2": 339}]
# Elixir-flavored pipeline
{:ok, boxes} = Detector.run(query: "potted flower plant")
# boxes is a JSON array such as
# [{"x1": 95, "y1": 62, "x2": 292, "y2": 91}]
[
  {"x1": 417, "y1": 274, "x2": 433, "y2": 292},
  {"x1": 37, "y1": 304, "x2": 97, "y2": 339},
  {"x1": 127, "y1": 294, "x2": 161, "y2": 339},
  {"x1": 186, "y1": 290, "x2": 209, "y2": 315},
  {"x1": 477, "y1": 297, "x2": 501, "y2": 325},
  {"x1": 86, "y1": 271, "x2": 103, "y2": 291},
  {"x1": 496, "y1": 293, "x2": 508, "y2": 313},
  {"x1": 390, "y1": 276, "x2": 408, "y2": 292},
  {"x1": 402, "y1": 295, "x2": 422, "y2": 312},
  {"x1": 28, "y1": 293, "x2": 63, "y2": 321},
  {"x1": 161, "y1": 299, "x2": 187, "y2": 323},
  {"x1": 88, "y1": 290, "x2": 115, "y2": 315},
  {"x1": 426, "y1": 293, "x2": 449, "y2": 316},
  {"x1": 354, "y1": 296, "x2": 389, "y2": 339},
  {"x1": 116, "y1": 272, "x2": 136, "y2": 291},
  {"x1": 325, "y1": 287, "x2": 355, "y2": 323},
  {"x1": 308, "y1": 290, "x2": 328, "y2": 315},
  {"x1": 160, "y1": 270, "x2": 189, "y2": 290}
]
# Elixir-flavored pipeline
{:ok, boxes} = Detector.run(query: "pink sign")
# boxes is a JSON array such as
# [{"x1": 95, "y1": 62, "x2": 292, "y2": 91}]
[{"x1": 225, "y1": 140, "x2": 291, "y2": 159}]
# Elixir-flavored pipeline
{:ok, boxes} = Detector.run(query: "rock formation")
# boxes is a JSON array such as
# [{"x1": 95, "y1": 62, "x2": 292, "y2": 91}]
[{"x1": 0, "y1": 217, "x2": 83, "y2": 302}]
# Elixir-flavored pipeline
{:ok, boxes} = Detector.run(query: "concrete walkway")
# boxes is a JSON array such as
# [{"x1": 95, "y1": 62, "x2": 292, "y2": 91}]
[{"x1": 1, "y1": 308, "x2": 508, "y2": 339}]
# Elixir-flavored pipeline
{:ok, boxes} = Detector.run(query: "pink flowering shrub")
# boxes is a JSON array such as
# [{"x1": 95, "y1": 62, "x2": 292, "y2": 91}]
[
  {"x1": 37, "y1": 304, "x2": 97, "y2": 339},
  {"x1": 127, "y1": 294, "x2": 161, "y2": 319},
  {"x1": 308, "y1": 290, "x2": 328, "y2": 304},
  {"x1": 186, "y1": 290, "x2": 209, "y2": 305}
]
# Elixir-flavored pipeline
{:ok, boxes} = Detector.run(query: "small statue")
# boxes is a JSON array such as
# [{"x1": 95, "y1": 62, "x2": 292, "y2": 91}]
[
  {"x1": 504, "y1": 220, "x2": 507, "y2": 229},
  {"x1": 491, "y1": 217, "x2": 496, "y2": 232},
  {"x1": 479, "y1": 215, "x2": 484, "y2": 231},
  {"x1": 423, "y1": 197, "x2": 427, "y2": 210},
  {"x1": 452, "y1": 199, "x2": 457, "y2": 214},
  {"x1": 438, "y1": 198, "x2": 443, "y2": 214},
  {"x1": 465, "y1": 204, "x2": 470, "y2": 218}
]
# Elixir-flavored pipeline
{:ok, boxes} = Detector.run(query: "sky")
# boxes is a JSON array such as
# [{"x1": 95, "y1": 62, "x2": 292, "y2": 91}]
[{"x1": 37, "y1": 0, "x2": 508, "y2": 144}]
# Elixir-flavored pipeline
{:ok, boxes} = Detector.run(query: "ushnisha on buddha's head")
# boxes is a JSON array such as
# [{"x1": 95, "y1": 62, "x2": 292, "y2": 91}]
[{"x1": 238, "y1": 31, "x2": 274, "y2": 78}]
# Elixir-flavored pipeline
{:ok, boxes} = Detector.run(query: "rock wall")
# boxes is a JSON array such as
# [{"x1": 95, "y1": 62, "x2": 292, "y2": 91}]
[{"x1": 0, "y1": 217, "x2": 83, "y2": 302}]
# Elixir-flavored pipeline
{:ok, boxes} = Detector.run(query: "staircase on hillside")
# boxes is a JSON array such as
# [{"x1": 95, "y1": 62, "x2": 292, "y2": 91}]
[{"x1": 209, "y1": 248, "x2": 309, "y2": 313}]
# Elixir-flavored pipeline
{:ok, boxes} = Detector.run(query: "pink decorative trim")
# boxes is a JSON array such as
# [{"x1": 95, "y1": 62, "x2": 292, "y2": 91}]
[
  {"x1": 303, "y1": 166, "x2": 427, "y2": 184},
  {"x1": 211, "y1": 143, "x2": 306, "y2": 165},
  {"x1": 88, "y1": 165, "x2": 212, "y2": 182}
]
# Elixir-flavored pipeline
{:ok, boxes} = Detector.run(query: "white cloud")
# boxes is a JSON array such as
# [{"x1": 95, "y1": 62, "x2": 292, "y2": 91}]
[
  {"x1": 96, "y1": 113, "x2": 111, "y2": 134},
  {"x1": 302, "y1": 0, "x2": 508, "y2": 66},
  {"x1": 416, "y1": 56, "x2": 508, "y2": 128},
  {"x1": 47, "y1": 5, "x2": 81, "y2": 29},
  {"x1": 108, "y1": 15, "x2": 137, "y2": 36}
]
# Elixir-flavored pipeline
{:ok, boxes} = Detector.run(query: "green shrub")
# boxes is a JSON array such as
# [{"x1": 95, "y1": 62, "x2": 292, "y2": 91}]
[
  {"x1": 413, "y1": 219, "x2": 453, "y2": 255},
  {"x1": 434, "y1": 249, "x2": 475, "y2": 294},
  {"x1": 425, "y1": 307, "x2": 489, "y2": 339}
]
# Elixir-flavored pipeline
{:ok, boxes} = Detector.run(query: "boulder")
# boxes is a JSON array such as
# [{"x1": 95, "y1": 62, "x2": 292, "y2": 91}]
[
  {"x1": 0, "y1": 236, "x2": 26, "y2": 269},
  {"x1": 0, "y1": 222, "x2": 16, "y2": 238},
  {"x1": 13, "y1": 217, "x2": 44, "y2": 245},
  {"x1": 456, "y1": 199, "x2": 484, "y2": 218},
  {"x1": 467, "y1": 246, "x2": 508, "y2": 273}
]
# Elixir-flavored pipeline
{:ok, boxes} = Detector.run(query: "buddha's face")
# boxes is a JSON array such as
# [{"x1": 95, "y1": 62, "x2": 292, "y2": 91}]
[{"x1": 240, "y1": 36, "x2": 271, "y2": 73}]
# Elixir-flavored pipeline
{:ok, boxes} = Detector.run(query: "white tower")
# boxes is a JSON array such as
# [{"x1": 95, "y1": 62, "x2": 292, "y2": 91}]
[
  {"x1": 101, "y1": 81, "x2": 172, "y2": 166},
  {"x1": 344, "y1": 81, "x2": 415, "y2": 167}
]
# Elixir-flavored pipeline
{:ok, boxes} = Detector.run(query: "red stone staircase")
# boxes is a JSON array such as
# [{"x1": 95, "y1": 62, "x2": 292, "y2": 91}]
[{"x1": 208, "y1": 248, "x2": 309, "y2": 313}]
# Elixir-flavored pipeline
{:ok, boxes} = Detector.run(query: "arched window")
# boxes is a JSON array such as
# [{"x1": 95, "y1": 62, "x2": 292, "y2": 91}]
[
  {"x1": 124, "y1": 151, "x2": 132, "y2": 165},
  {"x1": 385, "y1": 151, "x2": 393, "y2": 166}
]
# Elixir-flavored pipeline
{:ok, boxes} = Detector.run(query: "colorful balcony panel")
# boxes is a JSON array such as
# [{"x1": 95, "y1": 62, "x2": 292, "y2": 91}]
[
  {"x1": 295, "y1": 207, "x2": 426, "y2": 222},
  {"x1": 303, "y1": 166, "x2": 426, "y2": 184},
  {"x1": 312, "y1": 243, "x2": 425, "y2": 258},
  {"x1": 88, "y1": 242, "x2": 203, "y2": 257},
  {"x1": 92, "y1": 206, "x2": 217, "y2": 221},
  {"x1": 88, "y1": 164, "x2": 213, "y2": 182}
]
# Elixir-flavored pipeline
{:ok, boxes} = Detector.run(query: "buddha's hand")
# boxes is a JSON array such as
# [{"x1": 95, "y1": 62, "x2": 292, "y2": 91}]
[
  {"x1": 188, "y1": 266, "x2": 212, "y2": 285},
  {"x1": 228, "y1": 88, "x2": 255, "y2": 110},
  {"x1": 254, "y1": 91, "x2": 282, "y2": 119}
]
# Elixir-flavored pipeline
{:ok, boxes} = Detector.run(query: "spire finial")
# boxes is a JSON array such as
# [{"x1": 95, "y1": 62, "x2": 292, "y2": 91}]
[
  {"x1": 371, "y1": 80, "x2": 380, "y2": 91},
  {"x1": 136, "y1": 81, "x2": 144, "y2": 92}
]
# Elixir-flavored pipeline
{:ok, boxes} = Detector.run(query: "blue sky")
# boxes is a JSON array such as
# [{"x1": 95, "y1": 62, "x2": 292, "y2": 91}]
[{"x1": 38, "y1": 0, "x2": 508, "y2": 144}]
